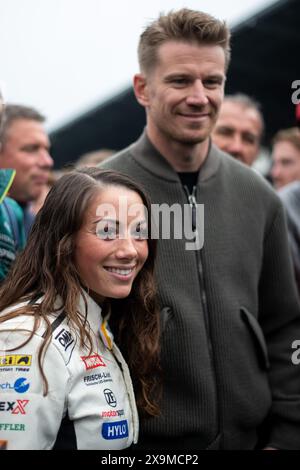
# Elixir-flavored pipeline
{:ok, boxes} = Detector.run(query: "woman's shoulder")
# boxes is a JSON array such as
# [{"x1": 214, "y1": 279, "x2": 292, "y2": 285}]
[{"x1": 0, "y1": 298, "x2": 61, "y2": 338}]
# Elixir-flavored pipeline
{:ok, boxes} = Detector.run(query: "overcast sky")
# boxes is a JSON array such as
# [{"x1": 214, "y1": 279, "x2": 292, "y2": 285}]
[{"x1": 0, "y1": 0, "x2": 276, "y2": 130}]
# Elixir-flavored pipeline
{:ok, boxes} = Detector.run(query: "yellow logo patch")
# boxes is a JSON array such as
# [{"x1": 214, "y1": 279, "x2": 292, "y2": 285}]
[{"x1": 0, "y1": 355, "x2": 32, "y2": 367}]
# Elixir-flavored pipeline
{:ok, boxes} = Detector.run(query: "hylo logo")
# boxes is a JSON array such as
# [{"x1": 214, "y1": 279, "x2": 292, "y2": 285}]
[{"x1": 102, "y1": 420, "x2": 129, "y2": 440}]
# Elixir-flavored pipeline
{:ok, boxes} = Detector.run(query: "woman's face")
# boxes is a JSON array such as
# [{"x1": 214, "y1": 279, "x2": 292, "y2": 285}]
[{"x1": 74, "y1": 185, "x2": 149, "y2": 304}]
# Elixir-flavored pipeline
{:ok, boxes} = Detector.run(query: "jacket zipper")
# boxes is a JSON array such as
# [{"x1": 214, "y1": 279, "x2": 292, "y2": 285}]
[{"x1": 183, "y1": 184, "x2": 220, "y2": 440}]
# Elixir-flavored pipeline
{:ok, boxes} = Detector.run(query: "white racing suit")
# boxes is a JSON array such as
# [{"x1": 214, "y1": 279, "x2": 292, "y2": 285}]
[{"x1": 0, "y1": 293, "x2": 139, "y2": 449}]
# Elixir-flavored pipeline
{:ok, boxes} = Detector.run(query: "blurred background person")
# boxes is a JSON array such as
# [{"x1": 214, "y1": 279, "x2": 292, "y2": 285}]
[
  {"x1": 271, "y1": 127, "x2": 300, "y2": 190},
  {"x1": 29, "y1": 169, "x2": 64, "y2": 215},
  {"x1": 0, "y1": 169, "x2": 25, "y2": 281},
  {"x1": 0, "y1": 92, "x2": 25, "y2": 281},
  {"x1": 76, "y1": 148, "x2": 115, "y2": 168},
  {"x1": 212, "y1": 93, "x2": 264, "y2": 166},
  {"x1": 0, "y1": 104, "x2": 53, "y2": 237},
  {"x1": 278, "y1": 181, "x2": 300, "y2": 295}
]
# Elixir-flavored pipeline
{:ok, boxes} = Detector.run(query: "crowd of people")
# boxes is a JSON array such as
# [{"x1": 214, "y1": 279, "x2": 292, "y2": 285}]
[{"x1": 0, "y1": 8, "x2": 300, "y2": 451}]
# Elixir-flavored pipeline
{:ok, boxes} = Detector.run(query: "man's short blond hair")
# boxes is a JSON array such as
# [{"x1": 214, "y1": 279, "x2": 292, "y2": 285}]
[
  {"x1": 138, "y1": 8, "x2": 231, "y2": 74},
  {"x1": 273, "y1": 127, "x2": 300, "y2": 152}
]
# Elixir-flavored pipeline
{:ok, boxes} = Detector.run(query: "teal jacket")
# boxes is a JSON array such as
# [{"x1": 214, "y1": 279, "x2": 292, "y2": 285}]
[{"x1": 0, "y1": 169, "x2": 26, "y2": 281}]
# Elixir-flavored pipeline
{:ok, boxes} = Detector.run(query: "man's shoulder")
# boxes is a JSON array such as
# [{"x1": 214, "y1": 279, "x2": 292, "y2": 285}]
[
  {"x1": 217, "y1": 148, "x2": 277, "y2": 198},
  {"x1": 99, "y1": 144, "x2": 135, "y2": 172},
  {"x1": 3, "y1": 197, "x2": 24, "y2": 221}
]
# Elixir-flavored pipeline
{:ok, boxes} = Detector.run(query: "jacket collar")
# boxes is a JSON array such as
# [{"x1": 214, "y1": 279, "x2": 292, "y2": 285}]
[
  {"x1": 130, "y1": 129, "x2": 221, "y2": 184},
  {"x1": 78, "y1": 292, "x2": 104, "y2": 332},
  {"x1": 78, "y1": 292, "x2": 115, "y2": 350},
  {"x1": 0, "y1": 169, "x2": 15, "y2": 203}
]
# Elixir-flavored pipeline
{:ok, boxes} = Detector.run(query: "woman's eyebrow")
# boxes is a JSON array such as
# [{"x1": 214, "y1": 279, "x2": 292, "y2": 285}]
[{"x1": 92, "y1": 218, "x2": 120, "y2": 225}]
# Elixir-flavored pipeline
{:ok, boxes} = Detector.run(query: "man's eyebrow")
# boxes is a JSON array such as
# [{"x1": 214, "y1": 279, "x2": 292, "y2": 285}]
[
  {"x1": 20, "y1": 143, "x2": 40, "y2": 149},
  {"x1": 206, "y1": 74, "x2": 225, "y2": 81},
  {"x1": 164, "y1": 73, "x2": 190, "y2": 80},
  {"x1": 216, "y1": 125, "x2": 234, "y2": 132}
]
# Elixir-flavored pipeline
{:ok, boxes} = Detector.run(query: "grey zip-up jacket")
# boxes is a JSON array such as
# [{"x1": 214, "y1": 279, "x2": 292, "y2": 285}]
[
  {"x1": 0, "y1": 293, "x2": 139, "y2": 450},
  {"x1": 101, "y1": 131, "x2": 300, "y2": 450}
]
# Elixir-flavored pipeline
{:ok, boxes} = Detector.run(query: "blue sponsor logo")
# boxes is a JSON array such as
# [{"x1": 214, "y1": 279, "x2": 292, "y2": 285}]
[
  {"x1": 14, "y1": 378, "x2": 30, "y2": 393},
  {"x1": 102, "y1": 420, "x2": 129, "y2": 440},
  {"x1": 0, "y1": 378, "x2": 30, "y2": 394}
]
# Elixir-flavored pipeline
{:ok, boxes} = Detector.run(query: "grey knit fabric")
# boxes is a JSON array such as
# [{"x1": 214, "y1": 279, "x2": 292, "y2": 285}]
[{"x1": 101, "y1": 132, "x2": 300, "y2": 450}]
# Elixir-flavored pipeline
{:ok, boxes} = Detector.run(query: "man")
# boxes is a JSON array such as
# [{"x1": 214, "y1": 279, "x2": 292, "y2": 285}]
[
  {"x1": 212, "y1": 94, "x2": 264, "y2": 166},
  {"x1": 271, "y1": 127, "x2": 300, "y2": 189},
  {"x1": 0, "y1": 94, "x2": 25, "y2": 280},
  {"x1": 278, "y1": 181, "x2": 300, "y2": 295},
  {"x1": 101, "y1": 9, "x2": 300, "y2": 449},
  {"x1": 0, "y1": 104, "x2": 53, "y2": 236}
]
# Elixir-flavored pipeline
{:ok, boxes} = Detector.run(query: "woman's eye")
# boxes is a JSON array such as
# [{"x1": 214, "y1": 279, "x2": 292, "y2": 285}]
[
  {"x1": 132, "y1": 224, "x2": 148, "y2": 239},
  {"x1": 96, "y1": 223, "x2": 117, "y2": 239}
]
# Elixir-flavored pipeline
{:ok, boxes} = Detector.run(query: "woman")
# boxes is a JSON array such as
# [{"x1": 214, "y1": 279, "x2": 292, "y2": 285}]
[{"x1": 0, "y1": 168, "x2": 160, "y2": 450}]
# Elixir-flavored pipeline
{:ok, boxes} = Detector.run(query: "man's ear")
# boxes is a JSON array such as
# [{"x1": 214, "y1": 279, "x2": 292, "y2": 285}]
[{"x1": 133, "y1": 73, "x2": 150, "y2": 108}]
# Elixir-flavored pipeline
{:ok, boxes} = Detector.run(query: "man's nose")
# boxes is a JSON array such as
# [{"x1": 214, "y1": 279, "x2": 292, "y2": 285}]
[
  {"x1": 228, "y1": 134, "x2": 244, "y2": 155},
  {"x1": 271, "y1": 162, "x2": 281, "y2": 180},
  {"x1": 39, "y1": 149, "x2": 54, "y2": 169},
  {"x1": 186, "y1": 80, "x2": 209, "y2": 106}
]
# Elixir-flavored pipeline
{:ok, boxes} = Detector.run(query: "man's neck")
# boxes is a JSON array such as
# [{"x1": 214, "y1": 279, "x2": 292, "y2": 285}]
[{"x1": 146, "y1": 126, "x2": 210, "y2": 172}]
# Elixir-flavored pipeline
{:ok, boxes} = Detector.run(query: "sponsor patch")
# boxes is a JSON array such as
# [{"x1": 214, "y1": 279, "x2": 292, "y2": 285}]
[
  {"x1": 0, "y1": 400, "x2": 29, "y2": 414},
  {"x1": 0, "y1": 378, "x2": 30, "y2": 394},
  {"x1": 81, "y1": 354, "x2": 106, "y2": 370},
  {"x1": 0, "y1": 423, "x2": 25, "y2": 432},
  {"x1": 101, "y1": 409, "x2": 124, "y2": 418},
  {"x1": 53, "y1": 328, "x2": 76, "y2": 364},
  {"x1": 84, "y1": 372, "x2": 112, "y2": 386},
  {"x1": 0, "y1": 355, "x2": 32, "y2": 367},
  {"x1": 54, "y1": 328, "x2": 75, "y2": 351},
  {"x1": 103, "y1": 389, "x2": 117, "y2": 408},
  {"x1": 102, "y1": 420, "x2": 129, "y2": 440}
]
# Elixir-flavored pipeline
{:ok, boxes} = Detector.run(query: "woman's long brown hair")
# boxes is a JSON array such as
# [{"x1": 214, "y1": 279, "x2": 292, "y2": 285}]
[{"x1": 0, "y1": 168, "x2": 161, "y2": 416}]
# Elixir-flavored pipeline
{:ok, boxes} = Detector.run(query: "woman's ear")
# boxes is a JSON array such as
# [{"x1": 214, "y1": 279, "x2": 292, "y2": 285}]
[{"x1": 133, "y1": 74, "x2": 150, "y2": 108}]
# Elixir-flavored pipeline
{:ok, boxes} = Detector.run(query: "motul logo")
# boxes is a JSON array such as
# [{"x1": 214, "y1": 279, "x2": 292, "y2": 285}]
[{"x1": 81, "y1": 354, "x2": 106, "y2": 370}]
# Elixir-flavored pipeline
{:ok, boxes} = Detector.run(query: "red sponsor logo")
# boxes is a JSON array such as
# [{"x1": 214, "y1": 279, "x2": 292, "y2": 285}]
[
  {"x1": 101, "y1": 409, "x2": 124, "y2": 418},
  {"x1": 81, "y1": 354, "x2": 106, "y2": 370},
  {"x1": 12, "y1": 400, "x2": 29, "y2": 415}
]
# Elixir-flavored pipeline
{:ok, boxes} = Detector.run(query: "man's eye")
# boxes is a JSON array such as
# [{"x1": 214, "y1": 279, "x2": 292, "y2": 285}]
[
  {"x1": 216, "y1": 127, "x2": 233, "y2": 136},
  {"x1": 22, "y1": 145, "x2": 39, "y2": 153},
  {"x1": 167, "y1": 77, "x2": 188, "y2": 87},
  {"x1": 243, "y1": 135, "x2": 257, "y2": 145},
  {"x1": 173, "y1": 78, "x2": 187, "y2": 85},
  {"x1": 204, "y1": 80, "x2": 218, "y2": 88}
]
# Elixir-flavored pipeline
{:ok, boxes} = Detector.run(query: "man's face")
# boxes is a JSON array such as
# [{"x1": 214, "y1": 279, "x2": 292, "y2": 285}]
[
  {"x1": 0, "y1": 118, "x2": 53, "y2": 203},
  {"x1": 135, "y1": 41, "x2": 226, "y2": 146},
  {"x1": 212, "y1": 101, "x2": 262, "y2": 166},
  {"x1": 271, "y1": 140, "x2": 300, "y2": 190}
]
